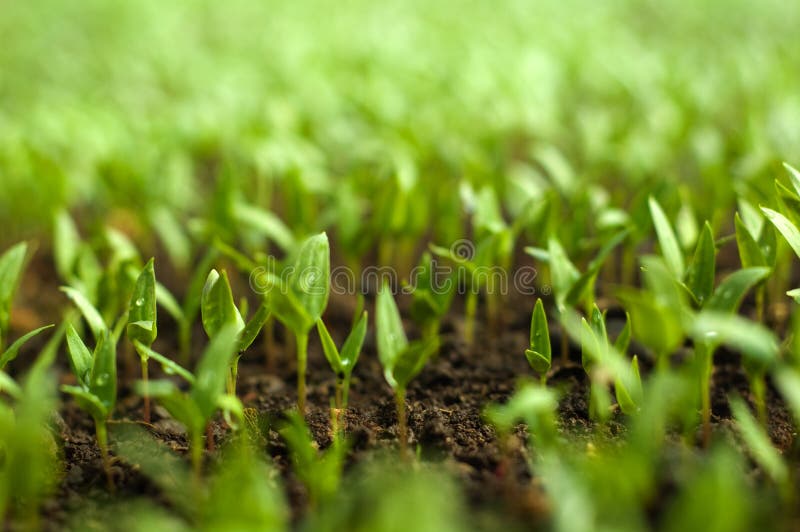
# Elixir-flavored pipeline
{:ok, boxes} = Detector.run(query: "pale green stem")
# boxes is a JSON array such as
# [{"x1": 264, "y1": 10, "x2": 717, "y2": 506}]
[
  {"x1": 296, "y1": 332, "x2": 309, "y2": 412},
  {"x1": 141, "y1": 356, "x2": 150, "y2": 424},
  {"x1": 396, "y1": 388, "x2": 408, "y2": 460},
  {"x1": 96, "y1": 419, "x2": 113, "y2": 492},
  {"x1": 751, "y1": 375, "x2": 767, "y2": 428},
  {"x1": 697, "y1": 342, "x2": 713, "y2": 447}
]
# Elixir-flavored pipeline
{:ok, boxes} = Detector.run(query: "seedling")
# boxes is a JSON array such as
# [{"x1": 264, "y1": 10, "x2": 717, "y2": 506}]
[
  {"x1": 0, "y1": 324, "x2": 55, "y2": 372},
  {"x1": 134, "y1": 324, "x2": 242, "y2": 477},
  {"x1": 408, "y1": 251, "x2": 455, "y2": 342},
  {"x1": 376, "y1": 284, "x2": 438, "y2": 457},
  {"x1": 62, "y1": 324, "x2": 117, "y2": 488},
  {"x1": 126, "y1": 259, "x2": 157, "y2": 423},
  {"x1": 525, "y1": 299, "x2": 551, "y2": 383},
  {"x1": 525, "y1": 230, "x2": 627, "y2": 360},
  {"x1": 692, "y1": 312, "x2": 779, "y2": 427},
  {"x1": 201, "y1": 269, "x2": 270, "y2": 394},
  {"x1": 263, "y1": 232, "x2": 330, "y2": 412},
  {"x1": 0, "y1": 356, "x2": 58, "y2": 529},
  {"x1": 316, "y1": 311, "x2": 367, "y2": 428},
  {"x1": 0, "y1": 242, "x2": 28, "y2": 353},
  {"x1": 279, "y1": 411, "x2": 347, "y2": 508}
]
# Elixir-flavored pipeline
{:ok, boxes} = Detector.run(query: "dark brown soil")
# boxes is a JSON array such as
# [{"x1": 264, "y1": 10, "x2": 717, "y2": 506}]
[{"x1": 5, "y1": 254, "x2": 798, "y2": 531}]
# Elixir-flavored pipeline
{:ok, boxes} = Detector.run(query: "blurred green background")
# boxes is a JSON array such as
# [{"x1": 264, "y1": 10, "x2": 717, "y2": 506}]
[{"x1": 1, "y1": 0, "x2": 798, "y2": 245}]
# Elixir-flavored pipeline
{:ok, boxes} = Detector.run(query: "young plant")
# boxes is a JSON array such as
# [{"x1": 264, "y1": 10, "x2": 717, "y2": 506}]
[
  {"x1": 525, "y1": 230, "x2": 627, "y2": 360},
  {"x1": 407, "y1": 251, "x2": 455, "y2": 342},
  {"x1": 525, "y1": 299, "x2": 551, "y2": 384},
  {"x1": 734, "y1": 211, "x2": 775, "y2": 321},
  {"x1": 279, "y1": 411, "x2": 348, "y2": 508},
  {"x1": 376, "y1": 284, "x2": 438, "y2": 458},
  {"x1": 0, "y1": 324, "x2": 55, "y2": 372},
  {"x1": 133, "y1": 324, "x2": 242, "y2": 477},
  {"x1": 0, "y1": 358, "x2": 59, "y2": 529},
  {"x1": 692, "y1": 312, "x2": 779, "y2": 427},
  {"x1": 578, "y1": 305, "x2": 641, "y2": 419},
  {"x1": 201, "y1": 269, "x2": 270, "y2": 395},
  {"x1": 316, "y1": 311, "x2": 367, "y2": 428},
  {"x1": 62, "y1": 325, "x2": 117, "y2": 487},
  {"x1": 263, "y1": 232, "x2": 330, "y2": 412},
  {"x1": 0, "y1": 242, "x2": 28, "y2": 353},
  {"x1": 126, "y1": 258, "x2": 157, "y2": 423}
]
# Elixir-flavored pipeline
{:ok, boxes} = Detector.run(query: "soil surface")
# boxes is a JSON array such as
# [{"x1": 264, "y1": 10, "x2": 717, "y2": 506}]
[{"x1": 5, "y1": 256, "x2": 798, "y2": 531}]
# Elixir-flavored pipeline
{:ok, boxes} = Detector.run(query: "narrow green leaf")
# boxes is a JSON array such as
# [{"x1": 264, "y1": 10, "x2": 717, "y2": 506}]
[
  {"x1": 316, "y1": 319, "x2": 343, "y2": 375},
  {"x1": 61, "y1": 286, "x2": 106, "y2": 341},
  {"x1": 705, "y1": 267, "x2": 770, "y2": 313},
  {"x1": 155, "y1": 282, "x2": 184, "y2": 323},
  {"x1": 735, "y1": 213, "x2": 767, "y2": 268},
  {"x1": 61, "y1": 385, "x2": 107, "y2": 421},
  {"x1": 784, "y1": 162, "x2": 800, "y2": 198},
  {"x1": 0, "y1": 370, "x2": 21, "y2": 398},
  {"x1": 133, "y1": 342, "x2": 196, "y2": 384},
  {"x1": 0, "y1": 324, "x2": 55, "y2": 370},
  {"x1": 615, "y1": 312, "x2": 632, "y2": 354},
  {"x1": 290, "y1": 232, "x2": 330, "y2": 323},
  {"x1": 617, "y1": 288, "x2": 683, "y2": 357},
  {"x1": 391, "y1": 337, "x2": 439, "y2": 390},
  {"x1": 234, "y1": 202, "x2": 296, "y2": 252},
  {"x1": 376, "y1": 285, "x2": 408, "y2": 372},
  {"x1": 192, "y1": 324, "x2": 239, "y2": 421},
  {"x1": 238, "y1": 303, "x2": 270, "y2": 352},
  {"x1": 692, "y1": 312, "x2": 779, "y2": 370},
  {"x1": 685, "y1": 222, "x2": 716, "y2": 306},
  {"x1": 0, "y1": 242, "x2": 28, "y2": 342},
  {"x1": 787, "y1": 288, "x2": 800, "y2": 304},
  {"x1": 53, "y1": 211, "x2": 81, "y2": 281},
  {"x1": 127, "y1": 258, "x2": 158, "y2": 347},
  {"x1": 761, "y1": 206, "x2": 800, "y2": 259},
  {"x1": 65, "y1": 324, "x2": 93, "y2": 386},
  {"x1": 731, "y1": 398, "x2": 787, "y2": 483},
  {"x1": 201, "y1": 269, "x2": 245, "y2": 339},
  {"x1": 649, "y1": 196, "x2": 685, "y2": 278},
  {"x1": 525, "y1": 299, "x2": 551, "y2": 375},
  {"x1": 339, "y1": 311, "x2": 367, "y2": 371},
  {"x1": 547, "y1": 237, "x2": 579, "y2": 307},
  {"x1": 89, "y1": 331, "x2": 117, "y2": 412}
]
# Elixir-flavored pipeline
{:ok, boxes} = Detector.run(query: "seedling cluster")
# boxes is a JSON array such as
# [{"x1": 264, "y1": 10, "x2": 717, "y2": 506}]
[{"x1": 2, "y1": 0, "x2": 800, "y2": 530}]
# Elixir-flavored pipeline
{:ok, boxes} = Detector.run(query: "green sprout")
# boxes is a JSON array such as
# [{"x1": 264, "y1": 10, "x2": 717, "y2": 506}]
[
  {"x1": 126, "y1": 258, "x2": 157, "y2": 423},
  {"x1": 525, "y1": 299, "x2": 552, "y2": 384},
  {"x1": 263, "y1": 232, "x2": 331, "y2": 412},
  {"x1": 408, "y1": 251, "x2": 455, "y2": 343},
  {"x1": 0, "y1": 356, "x2": 59, "y2": 529},
  {"x1": 692, "y1": 312, "x2": 779, "y2": 427},
  {"x1": 201, "y1": 269, "x2": 270, "y2": 395},
  {"x1": 525, "y1": 230, "x2": 627, "y2": 361},
  {"x1": 0, "y1": 242, "x2": 29, "y2": 353},
  {"x1": 62, "y1": 324, "x2": 117, "y2": 488},
  {"x1": 376, "y1": 284, "x2": 438, "y2": 458},
  {"x1": 316, "y1": 311, "x2": 367, "y2": 430},
  {"x1": 279, "y1": 411, "x2": 348, "y2": 509},
  {"x1": 133, "y1": 324, "x2": 242, "y2": 478}
]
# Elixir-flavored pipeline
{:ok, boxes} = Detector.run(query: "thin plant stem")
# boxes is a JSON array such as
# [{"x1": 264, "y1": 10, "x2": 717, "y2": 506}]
[
  {"x1": 755, "y1": 284, "x2": 765, "y2": 324},
  {"x1": 296, "y1": 332, "x2": 309, "y2": 412},
  {"x1": 751, "y1": 376, "x2": 768, "y2": 427},
  {"x1": 191, "y1": 429, "x2": 203, "y2": 483},
  {"x1": 141, "y1": 356, "x2": 150, "y2": 424},
  {"x1": 697, "y1": 342, "x2": 713, "y2": 447},
  {"x1": 96, "y1": 419, "x2": 114, "y2": 492},
  {"x1": 396, "y1": 388, "x2": 408, "y2": 459},
  {"x1": 263, "y1": 315, "x2": 275, "y2": 372}
]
